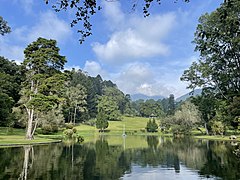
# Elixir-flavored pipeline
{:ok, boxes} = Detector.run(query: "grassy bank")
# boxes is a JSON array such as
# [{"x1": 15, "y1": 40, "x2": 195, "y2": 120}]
[
  {"x1": 1, "y1": 116, "x2": 239, "y2": 146},
  {"x1": 0, "y1": 127, "x2": 61, "y2": 146}
]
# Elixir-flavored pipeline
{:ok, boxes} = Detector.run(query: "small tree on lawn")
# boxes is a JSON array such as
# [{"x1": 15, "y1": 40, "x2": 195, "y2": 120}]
[
  {"x1": 146, "y1": 119, "x2": 158, "y2": 132},
  {"x1": 96, "y1": 111, "x2": 108, "y2": 132}
]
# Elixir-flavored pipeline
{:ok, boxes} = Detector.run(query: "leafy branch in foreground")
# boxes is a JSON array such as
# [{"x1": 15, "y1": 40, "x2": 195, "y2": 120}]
[
  {"x1": 45, "y1": 0, "x2": 190, "y2": 43},
  {"x1": 0, "y1": 16, "x2": 11, "y2": 35}
]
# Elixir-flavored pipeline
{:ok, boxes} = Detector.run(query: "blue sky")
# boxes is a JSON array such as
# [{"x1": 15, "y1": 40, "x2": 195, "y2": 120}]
[{"x1": 0, "y1": 0, "x2": 222, "y2": 98}]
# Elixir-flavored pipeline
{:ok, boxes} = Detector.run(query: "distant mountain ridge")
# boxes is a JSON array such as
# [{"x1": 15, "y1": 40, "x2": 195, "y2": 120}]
[
  {"x1": 131, "y1": 93, "x2": 165, "y2": 101},
  {"x1": 176, "y1": 89, "x2": 202, "y2": 102},
  {"x1": 131, "y1": 89, "x2": 202, "y2": 102}
]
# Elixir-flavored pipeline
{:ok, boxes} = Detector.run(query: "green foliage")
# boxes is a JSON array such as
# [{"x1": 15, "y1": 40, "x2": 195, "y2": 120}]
[
  {"x1": 65, "y1": 123, "x2": 74, "y2": 129},
  {"x1": 72, "y1": 127, "x2": 77, "y2": 133},
  {"x1": 161, "y1": 101, "x2": 201, "y2": 135},
  {"x1": 145, "y1": 119, "x2": 158, "y2": 132},
  {"x1": 20, "y1": 37, "x2": 66, "y2": 139},
  {"x1": 63, "y1": 129, "x2": 74, "y2": 138},
  {"x1": 63, "y1": 124, "x2": 83, "y2": 142},
  {"x1": 103, "y1": 87, "x2": 127, "y2": 114},
  {"x1": 190, "y1": 90, "x2": 216, "y2": 134},
  {"x1": 65, "y1": 69, "x2": 122, "y2": 121},
  {"x1": 0, "y1": 93, "x2": 14, "y2": 126},
  {"x1": 167, "y1": 94, "x2": 175, "y2": 115},
  {"x1": 209, "y1": 120, "x2": 224, "y2": 135},
  {"x1": 181, "y1": 0, "x2": 240, "y2": 98},
  {"x1": 64, "y1": 83, "x2": 87, "y2": 123},
  {"x1": 38, "y1": 106, "x2": 64, "y2": 134},
  {"x1": 97, "y1": 95, "x2": 121, "y2": 121},
  {"x1": 0, "y1": 57, "x2": 23, "y2": 127},
  {"x1": 96, "y1": 111, "x2": 109, "y2": 131},
  {"x1": 233, "y1": 117, "x2": 240, "y2": 132},
  {"x1": 41, "y1": 124, "x2": 58, "y2": 135},
  {"x1": 0, "y1": 16, "x2": 11, "y2": 35},
  {"x1": 181, "y1": 0, "x2": 240, "y2": 134},
  {"x1": 139, "y1": 99, "x2": 164, "y2": 117}
]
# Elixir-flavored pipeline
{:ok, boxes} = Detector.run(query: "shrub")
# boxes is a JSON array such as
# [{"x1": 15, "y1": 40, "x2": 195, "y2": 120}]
[
  {"x1": 83, "y1": 119, "x2": 96, "y2": 126},
  {"x1": 72, "y1": 127, "x2": 77, "y2": 133},
  {"x1": 65, "y1": 123, "x2": 74, "y2": 129},
  {"x1": 210, "y1": 120, "x2": 224, "y2": 135},
  {"x1": 41, "y1": 124, "x2": 53, "y2": 134},
  {"x1": 145, "y1": 119, "x2": 158, "y2": 132},
  {"x1": 64, "y1": 129, "x2": 74, "y2": 138}
]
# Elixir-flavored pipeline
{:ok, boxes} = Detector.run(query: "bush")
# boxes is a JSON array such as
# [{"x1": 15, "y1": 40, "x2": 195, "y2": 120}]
[
  {"x1": 65, "y1": 123, "x2": 74, "y2": 129},
  {"x1": 41, "y1": 124, "x2": 53, "y2": 134},
  {"x1": 145, "y1": 119, "x2": 158, "y2": 132},
  {"x1": 64, "y1": 129, "x2": 74, "y2": 138},
  {"x1": 63, "y1": 128, "x2": 84, "y2": 142},
  {"x1": 72, "y1": 127, "x2": 77, "y2": 133},
  {"x1": 210, "y1": 120, "x2": 224, "y2": 135},
  {"x1": 40, "y1": 123, "x2": 59, "y2": 135},
  {"x1": 83, "y1": 119, "x2": 96, "y2": 126}
]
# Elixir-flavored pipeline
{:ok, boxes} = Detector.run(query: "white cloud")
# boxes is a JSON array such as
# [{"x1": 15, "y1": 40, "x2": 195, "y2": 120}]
[
  {"x1": 111, "y1": 61, "x2": 189, "y2": 97},
  {"x1": 92, "y1": 2, "x2": 188, "y2": 97},
  {"x1": 102, "y1": 1, "x2": 125, "y2": 30},
  {"x1": 13, "y1": 0, "x2": 34, "y2": 14},
  {"x1": 0, "y1": 38, "x2": 24, "y2": 62},
  {"x1": 114, "y1": 62, "x2": 153, "y2": 95},
  {"x1": 26, "y1": 11, "x2": 72, "y2": 43},
  {"x1": 20, "y1": 0, "x2": 34, "y2": 14},
  {"x1": 92, "y1": 2, "x2": 176, "y2": 65},
  {"x1": 83, "y1": 60, "x2": 108, "y2": 78},
  {"x1": 64, "y1": 65, "x2": 82, "y2": 71},
  {"x1": 0, "y1": 11, "x2": 72, "y2": 62}
]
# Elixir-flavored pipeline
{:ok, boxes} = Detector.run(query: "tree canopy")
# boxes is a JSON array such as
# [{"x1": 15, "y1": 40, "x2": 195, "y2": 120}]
[
  {"x1": 20, "y1": 37, "x2": 67, "y2": 139},
  {"x1": 181, "y1": 0, "x2": 240, "y2": 99},
  {"x1": 0, "y1": 16, "x2": 11, "y2": 35},
  {"x1": 181, "y1": 0, "x2": 240, "y2": 134}
]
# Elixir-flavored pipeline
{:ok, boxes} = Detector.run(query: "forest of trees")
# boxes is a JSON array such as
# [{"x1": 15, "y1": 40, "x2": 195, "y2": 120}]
[
  {"x1": 0, "y1": 37, "x2": 134, "y2": 138},
  {"x1": 0, "y1": 42, "x2": 180, "y2": 136}
]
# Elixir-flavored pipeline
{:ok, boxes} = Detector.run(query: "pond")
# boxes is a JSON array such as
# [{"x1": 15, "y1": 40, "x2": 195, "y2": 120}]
[{"x1": 0, "y1": 136, "x2": 239, "y2": 180}]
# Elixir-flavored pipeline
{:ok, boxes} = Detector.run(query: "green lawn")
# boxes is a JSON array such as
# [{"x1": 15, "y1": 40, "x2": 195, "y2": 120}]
[
  {"x1": 1, "y1": 116, "x2": 239, "y2": 146},
  {"x1": 0, "y1": 127, "x2": 61, "y2": 146},
  {"x1": 0, "y1": 127, "x2": 25, "y2": 136},
  {"x1": 75, "y1": 116, "x2": 162, "y2": 136}
]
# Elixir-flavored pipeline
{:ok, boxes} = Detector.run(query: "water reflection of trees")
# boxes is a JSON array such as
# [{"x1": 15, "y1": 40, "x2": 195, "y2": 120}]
[{"x1": 0, "y1": 137, "x2": 239, "y2": 179}]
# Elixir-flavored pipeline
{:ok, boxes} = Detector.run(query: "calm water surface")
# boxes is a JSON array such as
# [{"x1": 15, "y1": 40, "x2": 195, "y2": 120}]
[{"x1": 0, "y1": 136, "x2": 239, "y2": 180}]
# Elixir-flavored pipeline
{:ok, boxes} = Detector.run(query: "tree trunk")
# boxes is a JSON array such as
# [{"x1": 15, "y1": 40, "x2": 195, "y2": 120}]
[
  {"x1": 204, "y1": 122, "x2": 209, "y2": 135},
  {"x1": 70, "y1": 109, "x2": 73, "y2": 123},
  {"x1": 73, "y1": 107, "x2": 77, "y2": 125},
  {"x1": 26, "y1": 108, "x2": 34, "y2": 140}
]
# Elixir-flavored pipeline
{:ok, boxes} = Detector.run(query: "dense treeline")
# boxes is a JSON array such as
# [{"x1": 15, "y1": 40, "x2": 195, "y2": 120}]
[{"x1": 0, "y1": 56, "x2": 24, "y2": 127}]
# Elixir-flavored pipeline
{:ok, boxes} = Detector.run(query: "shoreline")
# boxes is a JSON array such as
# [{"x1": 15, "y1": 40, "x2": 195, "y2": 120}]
[{"x1": 0, "y1": 140, "x2": 62, "y2": 147}]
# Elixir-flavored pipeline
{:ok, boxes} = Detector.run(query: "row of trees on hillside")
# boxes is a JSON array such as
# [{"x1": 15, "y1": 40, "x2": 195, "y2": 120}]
[{"x1": 131, "y1": 94, "x2": 176, "y2": 117}]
